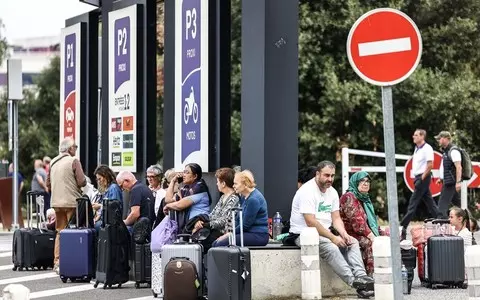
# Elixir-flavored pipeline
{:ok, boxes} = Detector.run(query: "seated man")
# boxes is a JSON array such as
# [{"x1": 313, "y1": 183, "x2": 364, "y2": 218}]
[
  {"x1": 289, "y1": 161, "x2": 374, "y2": 299},
  {"x1": 117, "y1": 171, "x2": 154, "y2": 233}
]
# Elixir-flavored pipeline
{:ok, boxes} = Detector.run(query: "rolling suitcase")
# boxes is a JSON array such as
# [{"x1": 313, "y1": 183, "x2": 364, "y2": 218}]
[
  {"x1": 132, "y1": 242, "x2": 152, "y2": 288},
  {"x1": 207, "y1": 207, "x2": 252, "y2": 300},
  {"x1": 426, "y1": 234, "x2": 465, "y2": 289},
  {"x1": 162, "y1": 234, "x2": 204, "y2": 300},
  {"x1": 93, "y1": 199, "x2": 130, "y2": 289},
  {"x1": 59, "y1": 196, "x2": 96, "y2": 283},
  {"x1": 12, "y1": 191, "x2": 55, "y2": 271},
  {"x1": 151, "y1": 252, "x2": 162, "y2": 298}
]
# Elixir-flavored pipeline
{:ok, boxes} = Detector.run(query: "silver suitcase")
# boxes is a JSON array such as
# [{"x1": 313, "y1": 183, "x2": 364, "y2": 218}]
[
  {"x1": 161, "y1": 234, "x2": 204, "y2": 298},
  {"x1": 151, "y1": 252, "x2": 163, "y2": 297}
]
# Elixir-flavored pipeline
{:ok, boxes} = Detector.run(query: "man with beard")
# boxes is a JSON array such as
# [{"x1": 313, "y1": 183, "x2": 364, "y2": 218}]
[{"x1": 289, "y1": 160, "x2": 374, "y2": 298}]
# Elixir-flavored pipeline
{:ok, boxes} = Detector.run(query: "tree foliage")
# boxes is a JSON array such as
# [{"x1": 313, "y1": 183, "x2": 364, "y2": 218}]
[{"x1": 229, "y1": 0, "x2": 480, "y2": 218}]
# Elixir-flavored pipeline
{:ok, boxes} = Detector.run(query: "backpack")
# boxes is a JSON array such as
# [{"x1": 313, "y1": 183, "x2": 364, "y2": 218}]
[{"x1": 448, "y1": 146, "x2": 473, "y2": 181}]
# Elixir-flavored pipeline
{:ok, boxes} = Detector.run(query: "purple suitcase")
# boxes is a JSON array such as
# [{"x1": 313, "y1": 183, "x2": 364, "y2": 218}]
[{"x1": 59, "y1": 197, "x2": 96, "y2": 282}]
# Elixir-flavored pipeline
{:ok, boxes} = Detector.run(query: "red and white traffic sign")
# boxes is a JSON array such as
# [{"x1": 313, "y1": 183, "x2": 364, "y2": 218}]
[
  {"x1": 467, "y1": 164, "x2": 480, "y2": 188},
  {"x1": 404, "y1": 151, "x2": 443, "y2": 197},
  {"x1": 347, "y1": 8, "x2": 422, "y2": 86}
]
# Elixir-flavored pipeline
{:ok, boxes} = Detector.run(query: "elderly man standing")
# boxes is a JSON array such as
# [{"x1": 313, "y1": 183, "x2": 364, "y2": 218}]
[
  {"x1": 46, "y1": 137, "x2": 86, "y2": 274},
  {"x1": 116, "y1": 171, "x2": 154, "y2": 233}
]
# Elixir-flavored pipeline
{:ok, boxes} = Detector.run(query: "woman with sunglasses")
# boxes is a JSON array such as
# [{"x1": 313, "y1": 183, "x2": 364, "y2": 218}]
[{"x1": 339, "y1": 171, "x2": 384, "y2": 276}]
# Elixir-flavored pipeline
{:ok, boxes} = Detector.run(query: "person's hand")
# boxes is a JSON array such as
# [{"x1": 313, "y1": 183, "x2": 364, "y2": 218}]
[
  {"x1": 455, "y1": 182, "x2": 461, "y2": 192},
  {"x1": 163, "y1": 204, "x2": 170, "y2": 215},
  {"x1": 436, "y1": 178, "x2": 443, "y2": 185},
  {"x1": 216, "y1": 233, "x2": 230, "y2": 242},
  {"x1": 331, "y1": 235, "x2": 347, "y2": 248},
  {"x1": 367, "y1": 233, "x2": 376, "y2": 243},
  {"x1": 192, "y1": 221, "x2": 204, "y2": 233},
  {"x1": 341, "y1": 233, "x2": 354, "y2": 245},
  {"x1": 92, "y1": 203, "x2": 101, "y2": 211}
]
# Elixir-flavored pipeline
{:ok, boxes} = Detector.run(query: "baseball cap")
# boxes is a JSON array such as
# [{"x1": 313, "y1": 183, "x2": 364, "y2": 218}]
[{"x1": 434, "y1": 131, "x2": 451, "y2": 140}]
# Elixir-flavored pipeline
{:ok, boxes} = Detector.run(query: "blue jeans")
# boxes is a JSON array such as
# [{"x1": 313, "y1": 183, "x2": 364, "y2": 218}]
[{"x1": 212, "y1": 232, "x2": 269, "y2": 247}]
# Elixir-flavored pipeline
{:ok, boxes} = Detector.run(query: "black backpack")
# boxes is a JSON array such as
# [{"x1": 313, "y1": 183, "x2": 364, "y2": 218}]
[
  {"x1": 449, "y1": 145, "x2": 473, "y2": 181},
  {"x1": 132, "y1": 217, "x2": 152, "y2": 244},
  {"x1": 68, "y1": 196, "x2": 94, "y2": 228}
]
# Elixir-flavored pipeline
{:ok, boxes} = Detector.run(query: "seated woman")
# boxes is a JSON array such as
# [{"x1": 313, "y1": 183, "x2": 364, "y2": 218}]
[
  {"x1": 212, "y1": 170, "x2": 269, "y2": 247},
  {"x1": 163, "y1": 163, "x2": 211, "y2": 232},
  {"x1": 192, "y1": 168, "x2": 240, "y2": 248},
  {"x1": 339, "y1": 171, "x2": 383, "y2": 276},
  {"x1": 93, "y1": 164, "x2": 123, "y2": 231},
  {"x1": 449, "y1": 206, "x2": 473, "y2": 249}
]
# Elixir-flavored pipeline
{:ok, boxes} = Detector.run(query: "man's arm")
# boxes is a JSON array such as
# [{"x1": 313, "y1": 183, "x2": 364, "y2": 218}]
[
  {"x1": 36, "y1": 174, "x2": 48, "y2": 191},
  {"x1": 303, "y1": 214, "x2": 337, "y2": 240},
  {"x1": 124, "y1": 206, "x2": 140, "y2": 226},
  {"x1": 332, "y1": 211, "x2": 348, "y2": 237},
  {"x1": 72, "y1": 159, "x2": 87, "y2": 187},
  {"x1": 423, "y1": 161, "x2": 433, "y2": 181},
  {"x1": 454, "y1": 161, "x2": 462, "y2": 183}
]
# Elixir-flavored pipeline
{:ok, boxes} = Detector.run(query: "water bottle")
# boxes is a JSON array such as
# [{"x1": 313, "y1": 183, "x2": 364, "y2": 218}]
[
  {"x1": 272, "y1": 212, "x2": 283, "y2": 240},
  {"x1": 401, "y1": 264, "x2": 409, "y2": 294}
]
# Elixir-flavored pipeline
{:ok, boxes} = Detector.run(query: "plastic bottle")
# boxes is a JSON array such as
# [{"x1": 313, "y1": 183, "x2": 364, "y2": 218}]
[
  {"x1": 401, "y1": 264, "x2": 409, "y2": 294},
  {"x1": 272, "y1": 212, "x2": 283, "y2": 240}
]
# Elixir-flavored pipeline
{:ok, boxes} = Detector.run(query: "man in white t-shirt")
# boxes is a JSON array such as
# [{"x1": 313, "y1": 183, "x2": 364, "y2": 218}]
[
  {"x1": 435, "y1": 131, "x2": 462, "y2": 217},
  {"x1": 289, "y1": 161, "x2": 374, "y2": 298},
  {"x1": 400, "y1": 129, "x2": 440, "y2": 240}
]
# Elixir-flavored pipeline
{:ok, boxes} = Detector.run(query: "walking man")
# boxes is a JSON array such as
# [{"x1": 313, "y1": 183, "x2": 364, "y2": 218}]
[
  {"x1": 435, "y1": 131, "x2": 462, "y2": 217},
  {"x1": 289, "y1": 160, "x2": 374, "y2": 298},
  {"x1": 46, "y1": 137, "x2": 87, "y2": 274},
  {"x1": 400, "y1": 129, "x2": 440, "y2": 240}
]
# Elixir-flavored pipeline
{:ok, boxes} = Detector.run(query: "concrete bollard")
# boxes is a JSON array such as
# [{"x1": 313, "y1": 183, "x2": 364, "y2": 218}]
[
  {"x1": 373, "y1": 236, "x2": 393, "y2": 300},
  {"x1": 465, "y1": 245, "x2": 480, "y2": 300},
  {"x1": 2, "y1": 284, "x2": 30, "y2": 300},
  {"x1": 300, "y1": 227, "x2": 322, "y2": 299}
]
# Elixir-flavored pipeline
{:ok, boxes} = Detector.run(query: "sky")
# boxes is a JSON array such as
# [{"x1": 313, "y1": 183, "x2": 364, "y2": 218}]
[{"x1": 0, "y1": 0, "x2": 94, "y2": 42}]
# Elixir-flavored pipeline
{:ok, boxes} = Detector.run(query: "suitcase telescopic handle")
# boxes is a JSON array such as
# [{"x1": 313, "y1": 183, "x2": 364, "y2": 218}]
[
  {"x1": 431, "y1": 219, "x2": 450, "y2": 225},
  {"x1": 76, "y1": 196, "x2": 90, "y2": 228},
  {"x1": 229, "y1": 206, "x2": 244, "y2": 247}
]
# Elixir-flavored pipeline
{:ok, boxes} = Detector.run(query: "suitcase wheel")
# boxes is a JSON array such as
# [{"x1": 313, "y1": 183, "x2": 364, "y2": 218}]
[
  {"x1": 12, "y1": 266, "x2": 17, "y2": 271},
  {"x1": 102, "y1": 284, "x2": 107, "y2": 289},
  {"x1": 117, "y1": 284, "x2": 122, "y2": 288},
  {"x1": 152, "y1": 291, "x2": 158, "y2": 298},
  {"x1": 135, "y1": 283, "x2": 139, "y2": 289},
  {"x1": 61, "y1": 277, "x2": 68, "y2": 283},
  {"x1": 147, "y1": 283, "x2": 151, "y2": 288},
  {"x1": 93, "y1": 281, "x2": 99, "y2": 288}
]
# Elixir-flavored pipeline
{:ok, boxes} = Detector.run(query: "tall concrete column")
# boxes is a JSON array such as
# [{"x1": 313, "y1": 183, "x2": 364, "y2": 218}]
[{"x1": 241, "y1": 0, "x2": 299, "y2": 219}]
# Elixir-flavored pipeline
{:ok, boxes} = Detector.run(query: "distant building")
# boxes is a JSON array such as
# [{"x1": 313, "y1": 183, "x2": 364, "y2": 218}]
[{"x1": 0, "y1": 36, "x2": 60, "y2": 90}]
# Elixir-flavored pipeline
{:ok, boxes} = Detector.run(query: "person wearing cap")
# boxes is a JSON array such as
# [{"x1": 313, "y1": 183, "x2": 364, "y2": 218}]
[
  {"x1": 400, "y1": 129, "x2": 440, "y2": 240},
  {"x1": 435, "y1": 131, "x2": 462, "y2": 217}
]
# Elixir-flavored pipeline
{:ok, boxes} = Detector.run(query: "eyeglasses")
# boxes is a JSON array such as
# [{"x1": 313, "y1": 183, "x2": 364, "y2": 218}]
[
  {"x1": 359, "y1": 178, "x2": 371, "y2": 184},
  {"x1": 146, "y1": 175, "x2": 157, "y2": 179}
]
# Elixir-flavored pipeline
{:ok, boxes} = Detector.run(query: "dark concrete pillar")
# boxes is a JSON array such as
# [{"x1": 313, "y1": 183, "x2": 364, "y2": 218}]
[{"x1": 241, "y1": 0, "x2": 299, "y2": 219}]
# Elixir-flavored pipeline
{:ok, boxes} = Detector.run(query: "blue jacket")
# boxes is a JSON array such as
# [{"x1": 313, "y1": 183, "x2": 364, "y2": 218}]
[{"x1": 235, "y1": 189, "x2": 268, "y2": 234}]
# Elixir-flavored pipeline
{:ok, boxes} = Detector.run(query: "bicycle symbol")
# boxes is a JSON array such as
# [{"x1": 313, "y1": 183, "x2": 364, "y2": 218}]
[{"x1": 184, "y1": 86, "x2": 199, "y2": 124}]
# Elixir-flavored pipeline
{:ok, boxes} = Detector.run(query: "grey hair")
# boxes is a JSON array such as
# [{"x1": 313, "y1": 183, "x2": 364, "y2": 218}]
[
  {"x1": 59, "y1": 137, "x2": 75, "y2": 153},
  {"x1": 146, "y1": 164, "x2": 163, "y2": 176}
]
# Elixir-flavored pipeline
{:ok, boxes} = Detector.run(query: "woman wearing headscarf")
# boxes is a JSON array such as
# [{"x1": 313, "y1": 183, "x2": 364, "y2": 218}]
[{"x1": 339, "y1": 171, "x2": 383, "y2": 276}]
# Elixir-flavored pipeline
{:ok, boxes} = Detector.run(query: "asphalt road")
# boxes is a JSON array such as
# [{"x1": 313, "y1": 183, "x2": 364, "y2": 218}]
[{"x1": 0, "y1": 233, "x2": 152, "y2": 300}]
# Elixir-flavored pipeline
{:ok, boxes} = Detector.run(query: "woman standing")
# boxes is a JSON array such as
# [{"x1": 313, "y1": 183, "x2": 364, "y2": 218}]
[
  {"x1": 146, "y1": 165, "x2": 165, "y2": 217},
  {"x1": 213, "y1": 170, "x2": 269, "y2": 247},
  {"x1": 93, "y1": 164, "x2": 123, "y2": 230},
  {"x1": 339, "y1": 171, "x2": 382, "y2": 276}
]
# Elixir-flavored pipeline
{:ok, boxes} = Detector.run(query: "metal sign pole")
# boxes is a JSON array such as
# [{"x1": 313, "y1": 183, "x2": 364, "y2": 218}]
[
  {"x1": 381, "y1": 86, "x2": 403, "y2": 300},
  {"x1": 12, "y1": 98, "x2": 19, "y2": 230}
]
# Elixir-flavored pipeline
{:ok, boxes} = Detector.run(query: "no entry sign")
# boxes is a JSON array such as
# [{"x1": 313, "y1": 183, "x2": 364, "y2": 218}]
[{"x1": 347, "y1": 8, "x2": 422, "y2": 86}]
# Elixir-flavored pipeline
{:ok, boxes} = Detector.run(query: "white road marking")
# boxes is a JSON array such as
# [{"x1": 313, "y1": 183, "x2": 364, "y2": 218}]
[
  {"x1": 0, "y1": 264, "x2": 13, "y2": 271},
  {"x1": 29, "y1": 284, "x2": 95, "y2": 299},
  {"x1": 0, "y1": 272, "x2": 57, "y2": 285},
  {"x1": 358, "y1": 37, "x2": 411, "y2": 57},
  {"x1": 0, "y1": 252, "x2": 12, "y2": 258}
]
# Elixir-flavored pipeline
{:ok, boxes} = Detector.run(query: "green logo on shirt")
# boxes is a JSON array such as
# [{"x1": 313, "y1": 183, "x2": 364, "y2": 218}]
[{"x1": 318, "y1": 202, "x2": 332, "y2": 212}]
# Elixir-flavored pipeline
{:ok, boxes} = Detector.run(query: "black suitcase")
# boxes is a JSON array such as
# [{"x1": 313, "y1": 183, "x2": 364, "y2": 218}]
[
  {"x1": 94, "y1": 199, "x2": 130, "y2": 289},
  {"x1": 132, "y1": 243, "x2": 152, "y2": 288},
  {"x1": 426, "y1": 235, "x2": 465, "y2": 289},
  {"x1": 207, "y1": 207, "x2": 251, "y2": 300},
  {"x1": 12, "y1": 191, "x2": 55, "y2": 271}
]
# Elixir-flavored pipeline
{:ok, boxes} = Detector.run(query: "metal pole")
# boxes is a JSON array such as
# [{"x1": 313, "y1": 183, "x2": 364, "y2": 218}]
[
  {"x1": 461, "y1": 181, "x2": 468, "y2": 209},
  {"x1": 97, "y1": 88, "x2": 102, "y2": 165},
  {"x1": 381, "y1": 86, "x2": 403, "y2": 300},
  {"x1": 11, "y1": 99, "x2": 19, "y2": 230},
  {"x1": 342, "y1": 147, "x2": 349, "y2": 194}
]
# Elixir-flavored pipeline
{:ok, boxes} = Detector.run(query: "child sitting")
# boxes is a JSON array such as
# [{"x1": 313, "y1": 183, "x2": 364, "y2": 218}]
[{"x1": 449, "y1": 207, "x2": 473, "y2": 249}]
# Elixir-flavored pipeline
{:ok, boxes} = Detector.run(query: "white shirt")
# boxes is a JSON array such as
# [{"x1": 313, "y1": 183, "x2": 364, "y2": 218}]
[
  {"x1": 289, "y1": 178, "x2": 339, "y2": 234},
  {"x1": 439, "y1": 149, "x2": 461, "y2": 180},
  {"x1": 456, "y1": 227, "x2": 472, "y2": 251},
  {"x1": 412, "y1": 143, "x2": 434, "y2": 177},
  {"x1": 154, "y1": 188, "x2": 166, "y2": 216}
]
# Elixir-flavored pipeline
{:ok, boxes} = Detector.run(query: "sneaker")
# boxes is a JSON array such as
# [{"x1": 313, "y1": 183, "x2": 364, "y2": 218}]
[
  {"x1": 53, "y1": 264, "x2": 60, "y2": 275},
  {"x1": 356, "y1": 288, "x2": 374, "y2": 299},
  {"x1": 352, "y1": 276, "x2": 374, "y2": 291}
]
